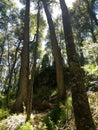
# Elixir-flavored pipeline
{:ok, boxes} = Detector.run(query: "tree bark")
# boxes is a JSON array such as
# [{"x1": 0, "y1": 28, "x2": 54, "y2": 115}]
[
  {"x1": 59, "y1": 0, "x2": 96, "y2": 129},
  {"x1": 13, "y1": 0, "x2": 30, "y2": 112},
  {"x1": 85, "y1": 0, "x2": 98, "y2": 26},
  {"x1": 42, "y1": 0, "x2": 66, "y2": 99},
  {"x1": 5, "y1": 42, "x2": 20, "y2": 106},
  {"x1": 26, "y1": 1, "x2": 40, "y2": 121}
]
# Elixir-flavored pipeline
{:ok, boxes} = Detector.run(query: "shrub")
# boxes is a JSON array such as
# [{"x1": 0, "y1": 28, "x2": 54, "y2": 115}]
[
  {"x1": 0, "y1": 108, "x2": 9, "y2": 121},
  {"x1": 43, "y1": 107, "x2": 67, "y2": 130},
  {"x1": 16, "y1": 122, "x2": 32, "y2": 130},
  {"x1": 43, "y1": 116, "x2": 56, "y2": 130}
]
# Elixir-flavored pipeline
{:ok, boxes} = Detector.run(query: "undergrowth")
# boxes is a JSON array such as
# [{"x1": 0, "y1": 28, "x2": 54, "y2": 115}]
[{"x1": 0, "y1": 108, "x2": 9, "y2": 121}]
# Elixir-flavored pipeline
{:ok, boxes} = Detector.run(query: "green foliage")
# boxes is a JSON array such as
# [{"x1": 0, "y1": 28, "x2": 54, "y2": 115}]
[
  {"x1": 39, "y1": 123, "x2": 47, "y2": 130},
  {"x1": 43, "y1": 107, "x2": 67, "y2": 130},
  {"x1": 82, "y1": 42, "x2": 98, "y2": 64},
  {"x1": 0, "y1": 120, "x2": 7, "y2": 130},
  {"x1": 81, "y1": 41, "x2": 98, "y2": 91},
  {"x1": 88, "y1": 92, "x2": 98, "y2": 126},
  {"x1": 49, "y1": 108, "x2": 61, "y2": 123},
  {"x1": 84, "y1": 64, "x2": 98, "y2": 76},
  {"x1": 65, "y1": 96, "x2": 72, "y2": 109},
  {"x1": 15, "y1": 122, "x2": 32, "y2": 130},
  {"x1": 60, "y1": 98, "x2": 72, "y2": 119},
  {"x1": 0, "y1": 95, "x2": 5, "y2": 107},
  {"x1": 83, "y1": 64, "x2": 98, "y2": 91},
  {"x1": 0, "y1": 108, "x2": 9, "y2": 121},
  {"x1": 43, "y1": 116, "x2": 56, "y2": 130}
]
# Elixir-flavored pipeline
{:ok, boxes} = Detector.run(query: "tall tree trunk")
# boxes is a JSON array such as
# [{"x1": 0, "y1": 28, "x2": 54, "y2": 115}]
[
  {"x1": 0, "y1": 40, "x2": 4, "y2": 65},
  {"x1": 79, "y1": 43, "x2": 85, "y2": 66},
  {"x1": 90, "y1": 25, "x2": 96, "y2": 43},
  {"x1": 83, "y1": 15, "x2": 96, "y2": 43},
  {"x1": 5, "y1": 42, "x2": 20, "y2": 106},
  {"x1": 42, "y1": 0, "x2": 66, "y2": 99},
  {"x1": 26, "y1": 1, "x2": 40, "y2": 121},
  {"x1": 84, "y1": 0, "x2": 97, "y2": 42},
  {"x1": 13, "y1": 0, "x2": 30, "y2": 112},
  {"x1": 59, "y1": 0, "x2": 96, "y2": 129},
  {"x1": 85, "y1": 0, "x2": 98, "y2": 26}
]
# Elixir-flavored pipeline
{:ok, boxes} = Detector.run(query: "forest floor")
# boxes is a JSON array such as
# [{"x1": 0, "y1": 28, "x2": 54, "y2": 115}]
[
  {"x1": 0, "y1": 111, "x2": 76, "y2": 130},
  {"x1": 0, "y1": 112, "x2": 46, "y2": 130},
  {"x1": 0, "y1": 92, "x2": 98, "y2": 130}
]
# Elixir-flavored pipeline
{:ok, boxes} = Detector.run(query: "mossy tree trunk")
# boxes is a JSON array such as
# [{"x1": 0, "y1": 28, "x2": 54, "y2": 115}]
[{"x1": 59, "y1": 0, "x2": 96, "y2": 129}]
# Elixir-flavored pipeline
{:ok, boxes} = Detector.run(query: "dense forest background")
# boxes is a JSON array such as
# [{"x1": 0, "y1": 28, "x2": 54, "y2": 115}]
[{"x1": 0, "y1": 0, "x2": 98, "y2": 129}]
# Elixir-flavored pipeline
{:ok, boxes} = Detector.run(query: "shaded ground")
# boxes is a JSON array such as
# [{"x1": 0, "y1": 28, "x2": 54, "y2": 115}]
[{"x1": 0, "y1": 92, "x2": 98, "y2": 130}]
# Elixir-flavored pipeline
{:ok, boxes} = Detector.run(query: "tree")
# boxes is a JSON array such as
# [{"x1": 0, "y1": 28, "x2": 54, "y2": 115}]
[
  {"x1": 69, "y1": 0, "x2": 98, "y2": 66},
  {"x1": 70, "y1": 4, "x2": 85, "y2": 65},
  {"x1": 13, "y1": 0, "x2": 30, "y2": 112},
  {"x1": 84, "y1": 0, "x2": 98, "y2": 27},
  {"x1": 41, "y1": 53, "x2": 50, "y2": 69},
  {"x1": 85, "y1": 0, "x2": 97, "y2": 42},
  {"x1": 26, "y1": 0, "x2": 41, "y2": 120},
  {"x1": 84, "y1": 0, "x2": 97, "y2": 42},
  {"x1": 59, "y1": 0, "x2": 96, "y2": 129},
  {"x1": 41, "y1": 0, "x2": 66, "y2": 99},
  {"x1": 72, "y1": 0, "x2": 97, "y2": 43},
  {"x1": 5, "y1": 41, "x2": 21, "y2": 106},
  {"x1": 0, "y1": 0, "x2": 22, "y2": 105}
]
